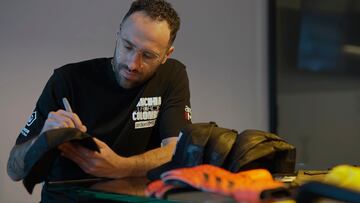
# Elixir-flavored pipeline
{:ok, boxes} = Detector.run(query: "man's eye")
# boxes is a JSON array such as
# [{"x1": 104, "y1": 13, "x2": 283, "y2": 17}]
[
  {"x1": 143, "y1": 52, "x2": 156, "y2": 59},
  {"x1": 124, "y1": 45, "x2": 132, "y2": 50}
]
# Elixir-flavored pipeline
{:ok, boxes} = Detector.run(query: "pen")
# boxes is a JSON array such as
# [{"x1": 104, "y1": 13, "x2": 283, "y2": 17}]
[
  {"x1": 62, "y1": 97, "x2": 94, "y2": 150},
  {"x1": 62, "y1": 97, "x2": 73, "y2": 113}
]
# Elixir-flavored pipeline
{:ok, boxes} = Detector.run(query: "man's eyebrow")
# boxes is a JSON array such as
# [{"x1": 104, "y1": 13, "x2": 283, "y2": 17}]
[
  {"x1": 121, "y1": 37, "x2": 133, "y2": 46},
  {"x1": 121, "y1": 37, "x2": 161, "y2": 56}
]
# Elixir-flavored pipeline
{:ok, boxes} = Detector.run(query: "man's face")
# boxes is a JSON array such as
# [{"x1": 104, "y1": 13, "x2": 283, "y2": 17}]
[{"x1": 113, "y1": 11, "x2": 174, "y2": 89}]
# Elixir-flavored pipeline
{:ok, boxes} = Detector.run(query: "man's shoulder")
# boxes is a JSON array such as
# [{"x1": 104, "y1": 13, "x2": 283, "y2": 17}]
[
  {"x1": 162, "y1": 58, "x2": 186, "y2": 69},
  {"x1": 157, "y1": 58, "x2": 187, "y2": 78},
  {"x1": 148, "y1": 58, "x2": 189, "y2": 91},
  {"x1": 54, "y1": 57, "x2": 111, "y2": 76}
]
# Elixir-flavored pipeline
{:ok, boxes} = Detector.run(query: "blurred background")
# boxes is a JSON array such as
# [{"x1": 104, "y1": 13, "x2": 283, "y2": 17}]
[{"x1": 274, "y1": 0, "x2": 360, "y2": 170}]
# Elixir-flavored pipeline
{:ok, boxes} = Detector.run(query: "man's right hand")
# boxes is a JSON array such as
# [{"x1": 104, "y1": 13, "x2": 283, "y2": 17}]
[{"x1": 40, "y1": 110, "x2": 87, "y2": 134}]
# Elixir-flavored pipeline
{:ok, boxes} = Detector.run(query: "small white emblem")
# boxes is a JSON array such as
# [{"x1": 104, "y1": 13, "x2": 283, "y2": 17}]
[
  {"x1": 184, "y1": 105, "x2": 192, "y2": 121},
  {"x1": 26, "y1": 111, "x2": 37, "y2": 127}
]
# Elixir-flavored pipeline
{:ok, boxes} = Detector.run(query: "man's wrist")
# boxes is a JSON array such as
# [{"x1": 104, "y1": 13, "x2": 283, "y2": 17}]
[
  {"x1": 126, "y1": 155, "x2": 146, "y2": 177},
  {"x1": 113, "y1": 156, "x2": 141, "y2": 178}
]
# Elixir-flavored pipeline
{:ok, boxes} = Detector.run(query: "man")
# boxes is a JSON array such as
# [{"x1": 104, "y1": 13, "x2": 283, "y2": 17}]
[{"x1": 7, "y1": 0, "x2": 191, "y2": 201}]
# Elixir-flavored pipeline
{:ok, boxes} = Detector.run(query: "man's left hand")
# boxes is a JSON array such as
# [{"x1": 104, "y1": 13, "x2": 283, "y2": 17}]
[{"x1": 58, "y1": 138, "x2": 133, "y2": 178}]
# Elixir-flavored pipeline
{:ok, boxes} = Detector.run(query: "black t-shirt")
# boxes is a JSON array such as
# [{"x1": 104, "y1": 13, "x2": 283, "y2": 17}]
[{"x1": 16, "y1": 57, "x2": 191, "y2": 182}]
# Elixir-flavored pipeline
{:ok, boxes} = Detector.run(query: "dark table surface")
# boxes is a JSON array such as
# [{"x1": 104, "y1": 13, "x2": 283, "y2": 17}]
[
  {"x1": 46, "y1": 170, "x2": 342, "y2": 203},
  {"x1": 47, "y1": 177, "x2": 236, "y2": 203}
]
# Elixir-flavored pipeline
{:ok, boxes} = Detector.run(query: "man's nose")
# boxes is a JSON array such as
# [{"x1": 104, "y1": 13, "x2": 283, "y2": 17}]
[{"x1": 127, "y1": 51, "x2": 143, "y2": 71}]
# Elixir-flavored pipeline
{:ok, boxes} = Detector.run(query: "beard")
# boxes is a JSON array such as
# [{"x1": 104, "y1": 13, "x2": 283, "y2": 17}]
[
  {"x1": 112, "y1": 60, "x2": 139, "y2": 89},
  {"x1": 112, "y1": 58, "x2": 159, "y2": 89}
]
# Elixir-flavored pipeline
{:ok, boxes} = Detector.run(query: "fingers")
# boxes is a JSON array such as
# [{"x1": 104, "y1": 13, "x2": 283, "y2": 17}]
[
  {"x1": 59, "y1": 139, "x2": 126, "y2": 178},
  {"x1": 42, "y1": 110, "x2": 87, "y2": 132},
  {"x1": 69, "y1": 112, "x2": 87, "y2": 132},
  {"x1": 59, "y1": 143, "x2": 94, "y2": 168},
  {"x1": 48, "y1": 111, "x2": 75, "y2": 128},
  {"x1": 58, "y1": 142, "x2": 103, "y2": 176},
  {"x1": 93, "y1": 138, "x2": 107, "y2": 148}
]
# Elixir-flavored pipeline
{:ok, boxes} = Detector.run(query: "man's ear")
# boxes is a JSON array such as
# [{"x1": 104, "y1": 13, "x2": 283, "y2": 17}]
[{"x1": 161, "y1": 46, "x2": 174, "y2": 64}]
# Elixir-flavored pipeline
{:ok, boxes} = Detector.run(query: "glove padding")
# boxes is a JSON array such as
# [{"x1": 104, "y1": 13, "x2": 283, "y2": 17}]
[{"x1": 146, "y1": 164, "x2": 284, "y2": 202}]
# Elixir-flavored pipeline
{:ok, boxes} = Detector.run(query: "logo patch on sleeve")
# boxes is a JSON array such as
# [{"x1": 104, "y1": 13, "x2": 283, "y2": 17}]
[
  {"x1": 26, "y1": 111, "x2": 37, "y2": 127},
  {"x1": 21, "y1": 111, "x2": 37, "y2": 137}
]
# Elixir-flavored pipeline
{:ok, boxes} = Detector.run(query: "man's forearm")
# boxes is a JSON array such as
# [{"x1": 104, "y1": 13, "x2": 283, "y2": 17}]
[
  {"x1": 7, "y1": 136, "x2": 40, "y2": 181},
  {"x1": 126, "y1": 142, "x2": 176, "y2": 177}
]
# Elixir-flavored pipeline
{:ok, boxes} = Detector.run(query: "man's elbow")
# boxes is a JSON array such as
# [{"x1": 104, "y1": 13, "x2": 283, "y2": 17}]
[
  {"x1": 161, "y1": 137, "x2": 178, "y2": 147},
  {"x1": 6, "y1": 138, "x2": 38, "y2": 181},
  {"x1": 7, "y1": 146, "x2": 25, "y2": 181}
]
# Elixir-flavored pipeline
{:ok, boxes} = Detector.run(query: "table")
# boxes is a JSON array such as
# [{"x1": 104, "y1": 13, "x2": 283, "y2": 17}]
[
  {"x1": 47, "y1": 177, "x2": 236, "y2": 203},
  {"x1": 46, "y1": 170, "x2": 358, "y2": 203}
]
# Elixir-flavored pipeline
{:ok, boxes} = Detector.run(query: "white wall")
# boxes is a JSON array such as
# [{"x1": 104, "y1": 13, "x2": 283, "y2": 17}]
[{"x1": 0, "y1": 0, "x2": 268, "y2": 202}]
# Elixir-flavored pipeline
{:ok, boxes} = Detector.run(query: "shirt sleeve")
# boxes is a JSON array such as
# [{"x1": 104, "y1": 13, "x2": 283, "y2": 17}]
[
  {"x1": 158, "y1": 61, "x2": 192, "y2": 140},
  {"x1": 15, "y1": 70, "x2": 67, "y2": 145}
]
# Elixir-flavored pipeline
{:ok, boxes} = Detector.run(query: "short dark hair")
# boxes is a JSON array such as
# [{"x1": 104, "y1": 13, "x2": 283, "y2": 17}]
[{"x1": 121, "y1": 0, "x2": 180, "y2": 45}]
